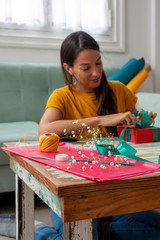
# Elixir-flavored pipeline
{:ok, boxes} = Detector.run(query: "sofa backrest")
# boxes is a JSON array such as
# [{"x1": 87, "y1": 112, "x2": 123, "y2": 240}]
[{"x1": 0, "y1": 63, "x2": 119, "y2": 123}]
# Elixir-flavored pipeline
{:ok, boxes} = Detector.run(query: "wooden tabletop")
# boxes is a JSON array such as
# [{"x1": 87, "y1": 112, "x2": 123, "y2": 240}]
[{"x1": 3, "y1": 142, "x2": 160, "y2": 222}]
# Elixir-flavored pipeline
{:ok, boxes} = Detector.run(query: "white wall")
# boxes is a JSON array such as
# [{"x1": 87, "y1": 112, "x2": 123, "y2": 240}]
[
  {"x1": 103, "y1": 0, "x2": 160, "y2": 93},
  {"x1": 0, "y1": 0, "x2": 159, "y2": 93}
]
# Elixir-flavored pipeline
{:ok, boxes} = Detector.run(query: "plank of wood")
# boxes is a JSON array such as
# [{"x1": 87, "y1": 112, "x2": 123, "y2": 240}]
[
  {"x1": 63, "y1": 220, "x2": 92, "y2": 240},
  {"x1": 15, "y1": 175, "x2": 34, "y2": 240},
  {"x1": 62, "y1": 185, "x2": 160, "y2": 222}
]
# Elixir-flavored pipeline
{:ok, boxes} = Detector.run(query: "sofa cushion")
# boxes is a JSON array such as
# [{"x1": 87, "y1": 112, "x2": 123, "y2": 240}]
[
  {"x1": 0, "y1": 121, "x2": 38, "y2": 166},
  {"x1": 0, "y1": 63, "x2": 65, "y2": 123}
]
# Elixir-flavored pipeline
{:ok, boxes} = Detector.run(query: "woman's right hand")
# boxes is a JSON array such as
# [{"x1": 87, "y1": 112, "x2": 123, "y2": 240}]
[{"x1": 99, "y1": 111, "x2": 138, "y2": 127}]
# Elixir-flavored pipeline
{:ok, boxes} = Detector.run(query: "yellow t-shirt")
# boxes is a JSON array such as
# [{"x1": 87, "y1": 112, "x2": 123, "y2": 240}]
[{"x1": 46, "y1": 81, "x2": 137, "y2": 137}]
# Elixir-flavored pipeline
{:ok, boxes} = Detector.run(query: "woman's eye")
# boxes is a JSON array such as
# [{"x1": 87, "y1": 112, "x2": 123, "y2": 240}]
[
  {"x1": 96, "y1": 62, "x2": 102, "y2": 66},
  {"x1": 81, "y1": 68, "x2": 89, "y2": 71}
]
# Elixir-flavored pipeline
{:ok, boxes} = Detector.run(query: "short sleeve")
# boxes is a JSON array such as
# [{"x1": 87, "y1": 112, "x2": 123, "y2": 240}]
[{"x1": 45, "y1": 88, "x2": 66, "y2": 115}]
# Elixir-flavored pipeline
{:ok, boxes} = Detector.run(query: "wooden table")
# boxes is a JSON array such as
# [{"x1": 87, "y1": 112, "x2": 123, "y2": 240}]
[{"x1": 3, "y1": 141, "x2": 160, "y2": 240}]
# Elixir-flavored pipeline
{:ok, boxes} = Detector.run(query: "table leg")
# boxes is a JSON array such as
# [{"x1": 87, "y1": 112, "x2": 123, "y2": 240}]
[
  {"x1": 63, "y1": 219, "x2": 92, "y2": 240},
  {"x1": 15, "y1": 175, "x2": 34, "y2": 240}
]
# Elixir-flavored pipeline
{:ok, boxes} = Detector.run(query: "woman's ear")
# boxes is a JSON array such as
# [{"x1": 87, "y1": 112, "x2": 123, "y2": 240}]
[{"x1": 63, "y1": 63, "x2": 73, "y2": 76}]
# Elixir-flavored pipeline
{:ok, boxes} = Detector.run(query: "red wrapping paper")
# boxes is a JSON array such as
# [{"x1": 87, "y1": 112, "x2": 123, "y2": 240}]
[{"x1": 117, "y1": 125, "x2": 160, "y2": 143}]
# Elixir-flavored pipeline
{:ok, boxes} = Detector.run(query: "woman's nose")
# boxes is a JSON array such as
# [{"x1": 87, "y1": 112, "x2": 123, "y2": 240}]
[{"x1": 91, "y1": 66, "x2": 99, "y2": 77}]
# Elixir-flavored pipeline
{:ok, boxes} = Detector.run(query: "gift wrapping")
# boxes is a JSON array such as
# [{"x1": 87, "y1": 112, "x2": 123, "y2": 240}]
[{"x1": 117, "y1": 125, "x2": 160, "y2": 144}]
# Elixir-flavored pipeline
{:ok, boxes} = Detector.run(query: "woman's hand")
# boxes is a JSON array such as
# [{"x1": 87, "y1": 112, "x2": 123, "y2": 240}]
[
  {"x1": 100, "y1": 111, "x2": 138, "y2": 127},
  {"x1": 137, "y1": 109, "x2": 157, "y2": 125}
]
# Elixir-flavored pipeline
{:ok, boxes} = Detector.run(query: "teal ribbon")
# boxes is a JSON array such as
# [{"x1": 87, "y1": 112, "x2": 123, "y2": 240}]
[
  {"x1": 117, "y1": 141, "x2": 151, "y2": 162},
  {"x1": 134, "y1": 110, "x2": 150, "y2": 127},
  {"x1": 95, "y1": 138, "x2": 120, "y2": 155},
  {"x1": 96, "y1": 111, "x2": 158, "y2": 163},
  {"x1": 95, "y1": 137, "x2": 151, "y2": 163}
]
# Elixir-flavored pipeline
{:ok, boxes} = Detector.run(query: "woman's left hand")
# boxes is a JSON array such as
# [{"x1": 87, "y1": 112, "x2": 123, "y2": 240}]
[{"x1": 137, "y1": 109, "x2": 157, "y2": 125}]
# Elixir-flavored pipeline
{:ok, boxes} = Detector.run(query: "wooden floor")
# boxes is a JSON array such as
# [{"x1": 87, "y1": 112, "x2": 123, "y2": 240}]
[{"x1": 0, "y1": 192, "x2": 52, "y2": 240}]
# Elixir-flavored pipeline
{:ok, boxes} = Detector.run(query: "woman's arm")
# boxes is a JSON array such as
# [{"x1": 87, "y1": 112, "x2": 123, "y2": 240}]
[{"x1": 39, "y1": 107, "x2": 138, "y2": 136}]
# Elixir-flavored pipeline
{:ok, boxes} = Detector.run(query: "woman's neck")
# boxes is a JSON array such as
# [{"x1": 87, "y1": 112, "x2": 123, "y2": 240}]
[{"x1": 73, "y1": 82, "x2": 95, "y2": 93}]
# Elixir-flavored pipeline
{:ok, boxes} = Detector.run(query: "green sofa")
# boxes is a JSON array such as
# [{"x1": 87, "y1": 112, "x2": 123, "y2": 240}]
[{"x1": 0, "y1": 63, "x2": 120, "y2": 193}]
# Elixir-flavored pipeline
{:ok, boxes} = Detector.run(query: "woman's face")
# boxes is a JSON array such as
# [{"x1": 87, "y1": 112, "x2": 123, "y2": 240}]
[{"x1": 65, "y1": 49, "x2": 103, "y2": 93}]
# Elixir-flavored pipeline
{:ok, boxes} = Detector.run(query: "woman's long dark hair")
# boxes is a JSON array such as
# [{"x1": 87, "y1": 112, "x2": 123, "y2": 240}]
[{"x1": 60, "y1": 31, "x2": 117, "y2": 136}]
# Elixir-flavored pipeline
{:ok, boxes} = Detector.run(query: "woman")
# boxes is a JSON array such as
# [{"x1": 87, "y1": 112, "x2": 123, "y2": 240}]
[
  {"x1": 39, "y1": 31, "x2": 141, "y2": 138},
  {"x1": 36, "y1": 31, "x2": 160, "y2": 240}
]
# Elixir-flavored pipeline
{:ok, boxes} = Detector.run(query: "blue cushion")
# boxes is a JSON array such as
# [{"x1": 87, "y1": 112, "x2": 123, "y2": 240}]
[{"x1": 108, "y1": 58, "x2": 145, "y2": 85}]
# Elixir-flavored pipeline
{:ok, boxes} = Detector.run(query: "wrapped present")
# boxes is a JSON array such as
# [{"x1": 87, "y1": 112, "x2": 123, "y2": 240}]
[{"x1": 117, "y1": 125, "x2": 160, "y2": 143}]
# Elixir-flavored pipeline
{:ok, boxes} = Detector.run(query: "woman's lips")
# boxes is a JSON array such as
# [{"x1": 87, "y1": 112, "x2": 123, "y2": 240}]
[{"x1": 90, "y1": 78, "x2": 100, "y2": 83}]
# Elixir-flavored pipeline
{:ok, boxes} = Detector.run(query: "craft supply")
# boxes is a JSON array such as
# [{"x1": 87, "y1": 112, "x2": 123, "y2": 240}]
[
  {"x1": 55, "y1": 154, "x2": 68, "y2": 161},
  {"x1": 2, "y1": 142, "x2": 160, "y2": 182},
  {"x1": 96, "y1": 113, "x2": 157, "y2": 163},
  {"x1": 126, "y1": 69, "x2": 148, "y2": 93},
  {"x1": 117, "y1": 125, "x2": 160, "y2": 143},
  {"x1": 117, "y1": 110, "x2": 159, "y2": 144},
  {"x1": 114, "y1": 110, "x2": 160, "y2": 162},
  {"x1": 108, "y1": 58, "x2": 145, "y2": 85},
  {"x1": 29, "y1": 155, "x2": 135, "y2": 166},
  {"x1": 95, "y1": 138, "x2": 120, "y2": 155},
  {"x1": 39, "y1": 133, "x2": 60, "y2": 152}
]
